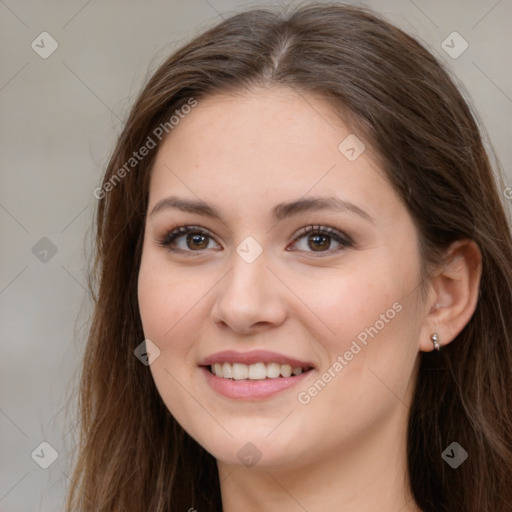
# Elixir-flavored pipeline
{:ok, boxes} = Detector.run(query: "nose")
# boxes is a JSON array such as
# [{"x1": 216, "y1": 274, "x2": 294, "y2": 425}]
[{"x1": 210, "y1": 246, "x2": 287, "y2": 335}]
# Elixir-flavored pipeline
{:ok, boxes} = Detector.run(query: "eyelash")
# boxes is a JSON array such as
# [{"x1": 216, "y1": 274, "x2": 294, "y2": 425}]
[{"x1": 157, "y1": 224, "x2": 354, "y2": 256}]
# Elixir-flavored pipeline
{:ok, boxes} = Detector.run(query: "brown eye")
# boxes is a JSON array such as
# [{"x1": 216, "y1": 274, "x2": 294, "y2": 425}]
[
  {"x1": 307, "y1": 233, "x2": 331, "y2": 251},
  {"x1": 289, "y1": 225, "x2": 353, "y2": 254},
  {"x1": 186, "y1": 233, "x2": 209, "y2": 250},
  {"x1": 158, "y1": 225, "x2": 220, "y2": 253}
]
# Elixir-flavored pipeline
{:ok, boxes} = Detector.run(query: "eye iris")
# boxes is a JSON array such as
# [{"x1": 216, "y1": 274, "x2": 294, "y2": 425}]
[
  {"x1": 187, "y1": 233, "x2": 208, "y2": 250},
  {"x1": 308, "y1": 234, "x2": 330, "y2": 251}
]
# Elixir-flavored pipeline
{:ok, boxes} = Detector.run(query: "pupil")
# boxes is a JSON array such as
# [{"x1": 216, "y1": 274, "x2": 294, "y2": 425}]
[
  {"x1": 309, "y1": 234, "x2": 329, "y2": 251},
  {"x1": 188, "y1": 233, "x2": 208, "y2": 249}
]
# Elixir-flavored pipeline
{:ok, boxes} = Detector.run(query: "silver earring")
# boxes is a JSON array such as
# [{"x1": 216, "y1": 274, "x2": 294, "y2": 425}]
[{"x1": 431, "y1": 333, "x2": 441, "y2": 351}]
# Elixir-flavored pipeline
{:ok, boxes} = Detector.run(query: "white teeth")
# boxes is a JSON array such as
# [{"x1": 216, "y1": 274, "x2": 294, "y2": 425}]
[
  {"x1": 222, "y1": 362, "x2": 234, "y2": 379},
  {"x1": 266, "y1": 362, "x2": 281, "y2": 379},
  {"x1": 280, "y1": 364, "x2": 292, "y2": 378},
  {"x1": 232, "y1": 363, "x2": 248, "y2": 380},
  {"x1": 248, "y1": 363, "x2": 267, "y2": 380},
  {"x1": 211, "y1": 362, "x2": 309, "y2": 380}
]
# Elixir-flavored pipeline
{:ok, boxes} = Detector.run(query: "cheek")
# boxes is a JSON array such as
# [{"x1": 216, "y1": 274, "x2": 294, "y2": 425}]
[
  {"x1": 137, "y1": 254, "x2": 217, "y2": 403},
  {"x1": 297, "y1": 253, "x2": 421, "y2": 407},
  {"x1": 137, "y1": 272, "x2": 197, "y2": 417},
  {"x1": 138, "y1": 270, "x2": 175, "y2": 345},
  {"x1": 137, "y1": 259, "x2": 207, "y2": 432},
  {"x1": 295, "y1": 260, "x2": 407, "y2": 352},
  {"x1": 137, "y1": 254, "x2": 200, "y2": 349},
  {"x1": 308, "y1": 266, "x2": 421, "y2": 409}
]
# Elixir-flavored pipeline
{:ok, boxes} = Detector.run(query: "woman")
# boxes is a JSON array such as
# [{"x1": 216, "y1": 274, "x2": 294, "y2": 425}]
[{"x1": 65, "y1": 3, "x2": 512, "y2": 511}]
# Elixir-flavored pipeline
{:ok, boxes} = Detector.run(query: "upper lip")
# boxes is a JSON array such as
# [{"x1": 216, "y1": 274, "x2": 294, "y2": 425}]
[{"x1": 199, "y1": 350, "x2": 314, "y2": 368}]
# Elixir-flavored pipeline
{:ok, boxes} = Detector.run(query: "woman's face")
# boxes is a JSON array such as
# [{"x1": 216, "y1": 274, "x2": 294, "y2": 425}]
[{"x1": 138, "y1": 87, "x2": 427, "y2": 470}]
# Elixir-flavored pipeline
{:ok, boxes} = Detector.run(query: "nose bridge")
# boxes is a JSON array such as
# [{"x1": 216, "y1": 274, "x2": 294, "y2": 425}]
[
  {"x1": 211, "y1": 237, "x2": 285, "y2": 331},
  {"x1": 224, "y1": 239, "x2": 270, "y2": 305},
  {"x1": 230, "y1": 241, "x2": 267, "y2": 291}
]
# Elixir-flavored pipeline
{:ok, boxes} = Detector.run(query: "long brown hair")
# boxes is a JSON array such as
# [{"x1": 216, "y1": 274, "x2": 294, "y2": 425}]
[{"x1": 64, "y1": 3, "x2": 512, "y2": 511}]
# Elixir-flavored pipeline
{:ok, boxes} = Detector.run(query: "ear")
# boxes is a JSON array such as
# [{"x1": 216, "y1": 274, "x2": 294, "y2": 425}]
[{"x1": 419, "y1": 239, "x2": 482, "y2": 352}]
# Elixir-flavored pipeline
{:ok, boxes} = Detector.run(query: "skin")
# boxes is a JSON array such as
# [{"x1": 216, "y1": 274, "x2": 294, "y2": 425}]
[{"x1": 137, "y1": 86, "x2": 481, "y2": 511}]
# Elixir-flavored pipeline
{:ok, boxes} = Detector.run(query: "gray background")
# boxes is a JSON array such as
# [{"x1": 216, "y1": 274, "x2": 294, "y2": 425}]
[{"x1": 1, "y1": 0, "x2": 511, "y2": 510}]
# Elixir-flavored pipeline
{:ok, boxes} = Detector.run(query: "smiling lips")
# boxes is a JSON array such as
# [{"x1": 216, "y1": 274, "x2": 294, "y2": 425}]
[{"x1": 200, "y1": 350, "x2": 315, "y2": 399}]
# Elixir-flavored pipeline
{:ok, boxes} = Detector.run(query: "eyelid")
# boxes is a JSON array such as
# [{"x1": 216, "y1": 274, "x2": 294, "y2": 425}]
[
  {"x1": 157, "y1": 225, "x2": 219, "y2": 253},
  {"x1": 291, "y1": 225, "x2": 354, "y2": 246}
]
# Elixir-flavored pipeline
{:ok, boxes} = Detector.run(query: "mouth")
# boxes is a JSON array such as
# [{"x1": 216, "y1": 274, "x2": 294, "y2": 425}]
[
  {"x1": 206, "y1": 362, "x2": 314, "y2": 380},
  {"x1": 199, "y1": 350, "x2": 316, "y2": 400}
]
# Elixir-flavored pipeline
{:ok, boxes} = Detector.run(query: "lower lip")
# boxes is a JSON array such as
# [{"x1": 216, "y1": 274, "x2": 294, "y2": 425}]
[{"x1": 201, "y1": 366, "x2": 314, "y2": 400}]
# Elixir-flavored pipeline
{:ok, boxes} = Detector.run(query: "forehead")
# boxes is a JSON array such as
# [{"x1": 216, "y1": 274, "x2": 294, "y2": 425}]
[{"x1": 148, "y1": 87, "x2": 401, "y2": 223}]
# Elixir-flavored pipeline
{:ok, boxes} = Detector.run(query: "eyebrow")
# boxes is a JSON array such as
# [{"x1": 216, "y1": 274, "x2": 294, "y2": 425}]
[{"x1": 149, "y1": 195, "x2": 374, "y2": 223}]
